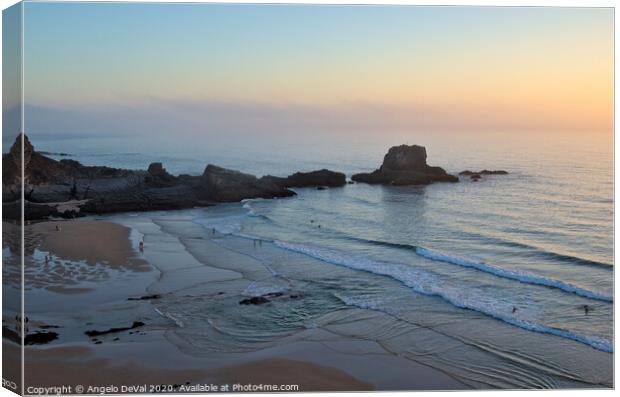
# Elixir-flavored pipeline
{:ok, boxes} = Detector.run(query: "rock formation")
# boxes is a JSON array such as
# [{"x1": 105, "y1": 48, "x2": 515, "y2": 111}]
[
  {"x1": 459, "y1": 169, "x2": 508, "y2": 182},
  {"x1": 2, "y1": 135, "x2": 345, "y2": 220},
  {"x1": 144, "y1": 162, "x2": 180, "y2": 187},
  {"x1": 2, "y1": 136, "x2": 501, "y2": 220},
  {"x1": 459, "y1": 170, "x2": 508, "y2": 176},
  {"x1": 201, "y1": 165, "x2": 295, "y2": 202},
  {"x1": 262, "y1": 169, "x2": 346, "y2": 189},
  {"x1": 352, "y1": 144, "x2": 458, "y2": 185}
]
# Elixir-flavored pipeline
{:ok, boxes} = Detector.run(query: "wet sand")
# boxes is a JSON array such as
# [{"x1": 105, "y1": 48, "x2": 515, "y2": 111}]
[
  {"x1": 4, "y1": 218, "x2": 468, "y2": 392},
  {"x1": 4, "y1": 342, "x2": 372, "y2": 392},
  {"x1": 31, "y1": 220, "x2": 150, "y2": 271},
  {"x1": 212, "y1": 358, "x2": 373, "y2": 391}
]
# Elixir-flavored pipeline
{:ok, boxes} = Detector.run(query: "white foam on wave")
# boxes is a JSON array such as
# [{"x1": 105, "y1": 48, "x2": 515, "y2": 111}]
[
  {"x1": 128, "y1": 227, "x2": 145, "y2": 253},
  {"x1": 275, "y1": 241, "x2": 613, "y2": 353},
  {"x1": 242, "y1": 201, "x2": 263, "y2": 217},
  {"x1": 187, "y1": 206, "x2": 613, "y2": 353},
  {"x1": 154, "y1": 307, "x2": 185, "y2": 328},
  {"x1": 192, "y1": 215, "x2": 244, "y2": 235},
  {"x1": 195, "y1": 204, "x2": 260, "y2": 235},
  {"x1": 415, "y1": 247, "x2": 613, "y2": 302},
  {"x1": 192, "y1": 215, "x2": 280, "y2": 277}
]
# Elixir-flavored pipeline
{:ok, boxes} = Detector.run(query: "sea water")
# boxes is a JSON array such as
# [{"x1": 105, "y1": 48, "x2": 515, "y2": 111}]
[{"x1": 26, "y1": 130, "x2": 613, "y2": 388}]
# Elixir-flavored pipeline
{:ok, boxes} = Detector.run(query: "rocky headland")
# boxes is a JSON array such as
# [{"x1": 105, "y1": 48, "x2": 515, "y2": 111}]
[
  {"x1": 2, "y1": 135, "x2": 345, "y2": 220},
  {"x1": 3, "y1": 136, "x2": 503, "y2": 220},
  {"x1": 351, "y1": 144, "x2": 459, "y2": 185}
]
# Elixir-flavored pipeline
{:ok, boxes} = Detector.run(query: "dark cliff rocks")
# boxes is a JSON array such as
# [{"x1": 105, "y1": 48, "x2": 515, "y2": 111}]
[
  {"x1": 3, "y1": 135, "x2": 506, "y2": 220},
  {"x1": 1, "y1": 135, "x2": 301, "y2": 220},
  {"x1": 200, "y1": 164, "x2": 295, "y2": 202},
  {"x1": 262, "y1": 169, "x2": 346, "y2": 189},
  {"x1": 352, "y1": 144, "x2": 458, "y2": 186},
  {"x1": 3, "y1": 134, "x2": 68, "y2": 187},
  {"x1": 144, "y1": 162, "x2": 177, "y2": 187}
]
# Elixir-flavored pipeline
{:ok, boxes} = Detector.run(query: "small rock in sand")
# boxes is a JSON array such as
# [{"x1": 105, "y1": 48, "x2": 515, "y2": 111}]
[{"x1": 239, "y1": 296, "x2": 270, "y2": 305}]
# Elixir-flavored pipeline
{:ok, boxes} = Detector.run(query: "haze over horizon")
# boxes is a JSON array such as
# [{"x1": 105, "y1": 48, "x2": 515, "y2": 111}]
[{"x1": 4, "y1": 3, "x2": 614, "y2": 139}]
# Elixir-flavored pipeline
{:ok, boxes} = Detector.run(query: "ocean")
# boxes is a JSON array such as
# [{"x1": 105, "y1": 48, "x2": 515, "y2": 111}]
[{"x1": 26, "y1": 130, "x2": 613, "y2": 388}]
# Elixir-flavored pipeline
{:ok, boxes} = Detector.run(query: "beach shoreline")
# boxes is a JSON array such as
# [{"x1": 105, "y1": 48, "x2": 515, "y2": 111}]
[{"x1": 7, "y1": 217, "x2": 471, "y2": 392}]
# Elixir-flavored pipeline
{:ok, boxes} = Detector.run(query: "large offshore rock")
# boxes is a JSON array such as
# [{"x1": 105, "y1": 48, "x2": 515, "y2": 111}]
[{"x1": 352, "y1": 144, "x2": 458, "y2": 186}]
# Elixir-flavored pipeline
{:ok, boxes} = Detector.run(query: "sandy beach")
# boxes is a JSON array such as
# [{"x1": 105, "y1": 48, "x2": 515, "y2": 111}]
[
  {"x1": 32, "y1": 221, "x2": 151, "y2": 272},
  {"x1": 4, "y1": 217, "x2": 469, "y2": 393},
  {"x1": 4, "y1": 343, "x2": 373, "y2": 392}
]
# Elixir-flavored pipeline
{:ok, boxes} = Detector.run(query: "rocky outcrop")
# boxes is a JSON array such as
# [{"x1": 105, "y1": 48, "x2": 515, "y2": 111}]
[
  {"x1": 4, "y1": 135, "x2": 495, "y2": 220},
  {"x1": 262, "y1": 169, "x2": 346, "y2": 189},
  {"x1": 200, "y1": 165, "x2": 295, "y2": 202},
  {"x1": 352, "y1": 144, "x2": 458, "y2": 186},
  {"x1": 2, "y1": 135, "x2": 310, "y2": 220},
  {"x1": 381, "y1": 144, "x2": 428, "y2": 171},
  {"x1": 144, "y1": 162, "x2": 177, "y2": 187},
  {"x1": 3, "y1": 134, "x2": 71, "y2": 186},
  {"x1": 459, "y1": 170, "x2": 508, "y2": 176},
  {"x1": 239, "y1": 296, "x2": 270, "y2": 305},
  {"x1": 84, "y1": 321, "x2": 145, "y2": 337},
  {"x1": 3, "y1": 326, "x2": 59, "y2": 345},
  {"x1": 459, "y1": 169, "x2": 508, "y2": 182}
]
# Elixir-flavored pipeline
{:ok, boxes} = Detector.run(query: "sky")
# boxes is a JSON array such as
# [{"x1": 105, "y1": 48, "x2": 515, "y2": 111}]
[{"x1": 6, "y1": 3, "x2": 615, "y2": 138}]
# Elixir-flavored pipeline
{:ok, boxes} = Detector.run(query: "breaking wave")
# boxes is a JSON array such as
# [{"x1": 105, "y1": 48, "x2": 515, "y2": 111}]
[{"x1": 274, "y1": 240, "x2": 612, "y2": 353}]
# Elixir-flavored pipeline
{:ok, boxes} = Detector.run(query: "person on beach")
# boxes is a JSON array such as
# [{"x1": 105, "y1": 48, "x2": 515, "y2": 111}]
[
  {"x1": 55, "y1": 225, "x2": 61, "y2": 232},
  {"x1": 584, "y1": 305, "x2": 590, "y2": 315},
  {"x1": 14, "y1": 316, "x2": 29, "y2": 333},
  {"x1": 139, "y1": 241, "x2": 144, "y2": 252}
]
